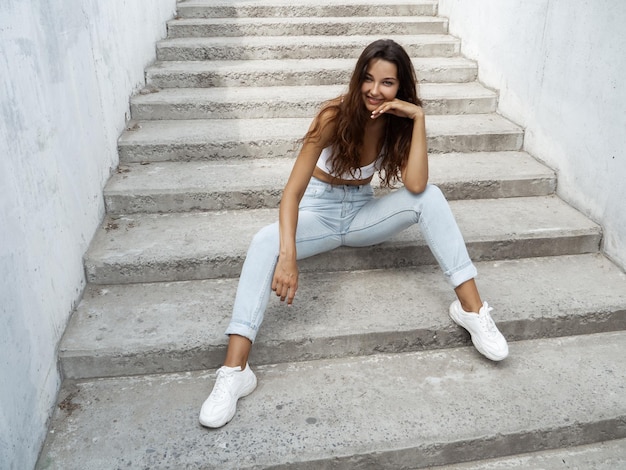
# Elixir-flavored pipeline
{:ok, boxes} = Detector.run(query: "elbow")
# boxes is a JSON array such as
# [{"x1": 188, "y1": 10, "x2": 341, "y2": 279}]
[{"x1": 404, "y1": 181, "x2": 428, "y2": 195}]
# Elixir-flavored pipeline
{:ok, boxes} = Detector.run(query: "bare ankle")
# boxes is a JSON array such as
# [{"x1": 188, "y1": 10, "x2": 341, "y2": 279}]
[
  {"x1": 460, "y1": 301, "x2": 482, "y2": 314},
  {"x1": 223, "y1": 334, "x2": 252, "y2": 370}
]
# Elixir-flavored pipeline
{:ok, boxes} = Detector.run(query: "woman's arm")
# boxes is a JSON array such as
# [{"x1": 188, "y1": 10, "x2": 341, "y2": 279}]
[
  {"x1": 271, "y1": 108, "x2": 336, "y2": 305},
  {"x1": 371, "y1": 101, "x2": 428, "y2": 194}
]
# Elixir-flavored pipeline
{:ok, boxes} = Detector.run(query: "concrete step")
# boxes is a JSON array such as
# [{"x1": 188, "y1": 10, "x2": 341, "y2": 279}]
[
  {"x1": 60, "y1": 254, "x2": 626, "y2": 379},
  {"x1": 156, "y1": 34, "x2": 460, "y2": 60},
  {"x1": 431, "y1": 439, "x2": 626, "y2": 470},
  {"x1": 145, "y1": 57, "x2": 477, "y2": 88},
  {"x1": 166, "y1": 16, "x2": 448, "y2": 38},
  {"x1": 130, "y1": 83, "x2": 497, "y2": 120},
  {"x1": 84, "y1": 195, "x2": 600, "y2": 285},
  {"x1": 38, "y1": 331, "x2": 626, "y2": 469},
  {"x1": 104, "y1": 152, "x2": 555, "y2": 214},
  {"x1": 118, "y1": 114, "x2": 522, "y2": 163},
  {"x1": 176, "y1": 0, "x2": 439, "y2": 19}
]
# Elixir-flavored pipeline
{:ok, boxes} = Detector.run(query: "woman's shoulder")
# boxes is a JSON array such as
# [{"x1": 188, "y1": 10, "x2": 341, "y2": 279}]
[
  {"x1": 317, "y1": 96, "x2": 343, "y2": 120},
  {"x1": 314, "y1": 98, "x2": 343, "y2": 131}
]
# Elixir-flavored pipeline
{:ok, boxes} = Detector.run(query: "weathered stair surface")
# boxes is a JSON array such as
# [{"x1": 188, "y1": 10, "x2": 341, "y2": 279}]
[
  {"x1": 84, "y1": 195, "x2": 601, "y2": 285},
  {"x1": 130, "y1": 83, "x2": 497, "y2": 119},
  {"x1": 38, "y1": 0, "x2": 626, "y2": 468},
  {"x1": 118, "y1": 114, "x2": 522, "y2": 162},
  {"x1": 166, "y1": 17, "x2": 449, "y2": 38},
  {"x1": 105, "y1": 152, "x2": 555, "y2": 213},
  {"x1": 156, "y1": 34, "x2": 461, "y2": 60},
  {"x1": 38, "y1": 332, "x2": 626, "y2": 469},
  {"x1": 60, "y1": 254, "x2": 626, "y2": 380},
  {"x1": 145, "y1": 57, "x2": 477, "y2": 87},
  {"x1": 175, "y1": 0, "x2": 439, "y2": 19}
]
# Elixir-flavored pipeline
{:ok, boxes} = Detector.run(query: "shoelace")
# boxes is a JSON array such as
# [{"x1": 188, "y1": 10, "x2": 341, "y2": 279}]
[
  {"x1": 478, "y1": 303, "x2": 498, "y2": 337},
  {"x1": 210, "y1": 368, "x2": 235, "y2": 400}
]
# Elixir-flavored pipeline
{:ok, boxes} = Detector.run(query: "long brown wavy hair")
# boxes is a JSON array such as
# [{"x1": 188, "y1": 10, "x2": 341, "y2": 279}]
[{"x1": 304, "y1": 39, "x2": 422, "y2": 186}]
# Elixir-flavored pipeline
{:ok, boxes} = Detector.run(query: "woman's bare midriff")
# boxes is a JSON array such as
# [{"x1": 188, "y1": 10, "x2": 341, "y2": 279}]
[{"x1": 312, "y1": 166, "x2": 374, "y2": 186}]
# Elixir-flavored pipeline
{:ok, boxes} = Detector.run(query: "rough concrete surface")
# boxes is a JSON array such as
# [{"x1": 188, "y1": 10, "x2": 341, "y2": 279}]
[
  {"x1": 60, "y1": 254, "x2": 626, "y2": 379},
  {"x1": 84, "y1": 195, "x2": 600, "y2": 284},
  {"x1": 104, "y1": 151, "x2": 554, "y2": 213},
  {"x1": 118, "y1": 114, "x2": 522, "y2": 162},
  {"x1": 166, "y1": 16, "x2": 448, "y2": 39},
  {"x1": 145, "y1": 57, "x2": 476, "y2": 87},
  {"x1": 129, "y1": 82, "x2": 496, "y2": 120},
  {"x1": 428, "y1": 438, "x2": 626, "y2": 469},
  {"x1": 38, "y1": 332, "x2": 626, "y2": 469},
  {"x1": 176, "y1": 0, "x2": 439, "y2": 19},
  {"x1": 156, "y1": 34, "x2": 460, "y2": 61}
]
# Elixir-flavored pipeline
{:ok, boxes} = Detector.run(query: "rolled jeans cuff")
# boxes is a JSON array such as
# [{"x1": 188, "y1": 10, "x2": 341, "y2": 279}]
[
  {"x1": 225, "y1": 321, "x2": 258, "y2": 343},
  {"x1": 447, "y1": 261, "x2": 478, "y2": 288}
]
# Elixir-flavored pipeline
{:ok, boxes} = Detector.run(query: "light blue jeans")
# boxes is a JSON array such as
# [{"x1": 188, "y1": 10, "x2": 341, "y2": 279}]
[{"x1": 225, "y1": 177, "x2": 477, "y2": 342}]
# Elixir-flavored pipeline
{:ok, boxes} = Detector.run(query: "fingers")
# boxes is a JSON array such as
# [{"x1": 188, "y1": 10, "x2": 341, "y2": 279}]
[
  {"x1": 271, "y1": 274, "x2": 298, "y2": 305},
  {"x1": 371, "y1": 100, "x2": 420, "y2": 119},
  {"x1": 286, "y1": 278, "x2": 298, "y2": 305}
]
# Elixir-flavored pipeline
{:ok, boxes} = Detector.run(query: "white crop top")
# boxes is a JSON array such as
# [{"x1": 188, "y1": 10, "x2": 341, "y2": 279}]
[{"x1": 315, "y1": 146, "x2": 384, "y2": 180}]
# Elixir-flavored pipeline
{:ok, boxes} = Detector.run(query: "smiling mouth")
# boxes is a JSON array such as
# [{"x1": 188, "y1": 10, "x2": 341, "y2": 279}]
[{"x1": 366, "y1": 96, "x2": 383, "y2": 105}]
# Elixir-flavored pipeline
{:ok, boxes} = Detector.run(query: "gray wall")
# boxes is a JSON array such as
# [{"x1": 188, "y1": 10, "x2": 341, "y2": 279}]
[
  {"x1": 439, "y1": 0, "x2": 626, "y2": 269},
  {"x1": 0, "y1": 1, "x2": 176, "y2": 468}
]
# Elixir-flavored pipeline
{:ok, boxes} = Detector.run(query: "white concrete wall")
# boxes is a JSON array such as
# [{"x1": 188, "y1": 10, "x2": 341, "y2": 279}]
[
  {"x1": 0, "y1": 1, "x2": 176, "y2": 468},
  {"x1": 439, "y1": 0, "x2": 626, "y2": 269}
]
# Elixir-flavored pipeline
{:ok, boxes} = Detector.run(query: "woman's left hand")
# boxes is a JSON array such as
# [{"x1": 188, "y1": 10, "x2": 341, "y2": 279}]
[{"x1": 370, "y1": 99, "x2": 424, "y2": 121}]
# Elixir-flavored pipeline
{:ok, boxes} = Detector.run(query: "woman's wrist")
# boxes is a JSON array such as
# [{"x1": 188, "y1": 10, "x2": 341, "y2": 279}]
[{"x1": 411, "y1": 107, "x2": 425, "y2": 121}]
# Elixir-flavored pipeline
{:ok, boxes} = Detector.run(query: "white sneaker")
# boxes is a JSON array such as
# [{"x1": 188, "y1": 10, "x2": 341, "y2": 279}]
[
  {"x1": 199, "y1": 363, "x2": 257, "y2": 428},
  {"x1": 449, "y1": 300, "x2": 509, "y2": 361}
]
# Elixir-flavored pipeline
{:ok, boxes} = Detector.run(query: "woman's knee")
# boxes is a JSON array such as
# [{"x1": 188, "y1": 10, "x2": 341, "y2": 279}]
[
  {"x1": 400, "y1": 183, "x2": 446, "y2": 208},
  {"x1": 418, "y1": 184, "x2": 449, "y2": 209},
  {"x1": 249, "y1": 223, "x2": 279, "y2": 253},
  {"x1": 423, "y1": 183, "x2": 445, "y2": 199}
]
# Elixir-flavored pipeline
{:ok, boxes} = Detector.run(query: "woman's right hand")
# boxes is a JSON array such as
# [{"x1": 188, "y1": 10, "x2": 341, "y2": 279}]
[{"x1": 272, "y1": 255, "x2": 299, "y2": 305}]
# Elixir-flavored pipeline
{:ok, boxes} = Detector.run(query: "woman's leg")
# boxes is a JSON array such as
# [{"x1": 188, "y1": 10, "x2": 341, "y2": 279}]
[
  {"x1": 454, "y1": 278, "x2": 483, "y2": 315},
  {"x1": 222, "y1": 211, "x2": 343, "y2": 368},
  {"x1": 223, "y1": 180, "x2": 356, "y2": 366},
  {"x1": 200, "y1": 191, "x2": 346, "y2": 428},
  {"x1": 344, "y1": 184, "x2": 477, "y2": 288},
  {"x1": 344, "y1": 184, "x2": 507, "y2": 361}
]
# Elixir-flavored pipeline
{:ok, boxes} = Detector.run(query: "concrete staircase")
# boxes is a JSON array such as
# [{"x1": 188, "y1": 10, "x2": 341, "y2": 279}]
[{"x1": 37, "y1": 1, "x2": 626, "y2": 468}]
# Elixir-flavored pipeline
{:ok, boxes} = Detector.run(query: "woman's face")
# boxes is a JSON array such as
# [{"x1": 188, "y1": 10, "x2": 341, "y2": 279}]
[{"x1": 360, "y1": 58, "x2": 400, "y2": 113}]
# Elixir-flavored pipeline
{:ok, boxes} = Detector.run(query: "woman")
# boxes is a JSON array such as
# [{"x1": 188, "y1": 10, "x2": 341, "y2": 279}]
[{"x1": 199, "y1": 39, "x2": 508, "y2": 429}]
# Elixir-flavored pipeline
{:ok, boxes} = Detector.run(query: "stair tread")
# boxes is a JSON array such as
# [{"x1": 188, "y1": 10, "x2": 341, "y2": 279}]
[
  {"x1": 104, "y1": 152, "x2": 555, "y2": 213},
  {"x1": 130, "y1": 82, "x2": 497, "y2": 119},
  {"x1": 119, "y1": 114, "x2": 520, "y2": 145},
  {"x1": 83, "y1": 195, "x2": 601, "y2": 284},
  {"x1": 87, "y1": 196, "x2": 600, "y2": 262},
  {"x1": 169, "y1": 16, "x2": 444, "y2": 25},
  {"x1": 40, "y1": 331, "x2": 626, "y2": 469},
  {"x1": 145, "y1": 57, "x2": 476, "y2": 86},
  {"x1": 146, "y1": 56, "x2": 475, "y2": 74},
  {"x1": 166, "y1": 16, "x2": 447, "y2": 38},
  {"x1": 131, "y1": 82, "x2": 496, "y2": 104},
  {"x1": 107, "y1": 151, "x2": 549, "y2": 194},
  {"x1": 179, "y1": 0, "x2": 438, "y2": 7},
  {"x1": 156, "y1": 34, "x2": 460, "y2": 60},
  {"x1": 178, "y1": 1, "x2": 438, "y2": 19},
  {"x1": 60, "y1": 254, "x2": 626, "y2": 378},
  {"x1": 436, "y1": 439, "x2": 626, "y2": 470},
  {"x1": 157, "y1": 33, "x2": 459, "y2": 48}
]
